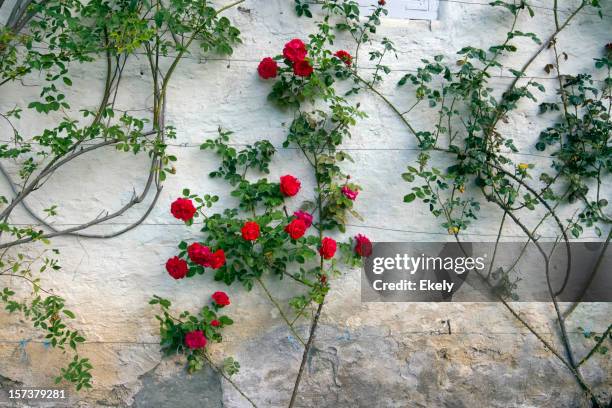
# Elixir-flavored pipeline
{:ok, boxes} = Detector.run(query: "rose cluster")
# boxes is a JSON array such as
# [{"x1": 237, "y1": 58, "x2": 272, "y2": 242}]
[
  {"x1": 167, "y1": 171, "x2": 373, "y2": 283},
  {"x1": 257, "y1": 38, "x2": 354, "y2": 80},
  {"x1": 183, "y1": 291, "x2": 231, "y2": 351},
  {"x1": 278, "y1": 174, "x2": 372, "y2": 259},
  {"x1": 165, "y1": 241, "x2": 226, "y2": 280},
  {"x1": 150, "y1": 290, "x2": 233, "y2": 376}
]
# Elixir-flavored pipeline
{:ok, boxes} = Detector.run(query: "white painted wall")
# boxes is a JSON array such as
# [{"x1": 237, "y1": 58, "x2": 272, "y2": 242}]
[{"x1": 0, "y1": 0, "x2": 610, "y2": 406}]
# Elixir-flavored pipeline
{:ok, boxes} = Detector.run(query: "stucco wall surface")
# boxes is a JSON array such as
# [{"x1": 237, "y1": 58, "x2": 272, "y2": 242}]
[{"x1": 0, "y1": 0, "x2": 611, "y2": 407}]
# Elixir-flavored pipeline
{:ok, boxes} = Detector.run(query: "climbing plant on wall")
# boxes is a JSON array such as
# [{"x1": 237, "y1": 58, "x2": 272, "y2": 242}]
[
  {"x1": 0, "y1": 0, "x2": 242, "y2": 389},
  {"x1": 151, "y1": 3, "x2": 392, "y2": 403},
  {"x1": 398, "y1": 4, "x2": 610, "y2": 407},
  {"x1": 294, "y1": 0, "x2": 611, "y2": 406}
]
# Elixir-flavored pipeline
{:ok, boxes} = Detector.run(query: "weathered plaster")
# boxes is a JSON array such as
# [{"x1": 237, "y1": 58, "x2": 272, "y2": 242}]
[{"x1": 0, "y1": 0, "x2": 610, "y2": 406}]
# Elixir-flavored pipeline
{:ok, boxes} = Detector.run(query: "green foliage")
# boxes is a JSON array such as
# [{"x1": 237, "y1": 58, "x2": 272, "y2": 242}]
[
  {"x1": 395, "y1": 1, "x2": 555, "y2": 238},
  {"x1": 0, "y1": 0, "x2": 244, "y2": 391},
  {"x1": 55, "y1": 355, "x2": 93, "y2": 391},
  {"x1": 223, "y1": 357, "x2": 240, "y2": 377},
  {"x1": 157, "y1": 3, "x2": 376, "y2": 382},
  {"x1": 202, "y1": 129, "x2": 277, "y2": 186},
  {"x1": 536, "y1": 70, "x2": 611, "y2": 232},
  {"x1": 578, "y1": 326, "x2": 611, "y2": 357},
  {"x1": 271, "y1": 0, "x2": 392, "y2": 106},
  {"x1": 398, "y1": 2, "x2": 610, "y2": 308},
  {"x1": 150, "y1": 295, "x2": 235, "y2": 374},
  {"x1": 0, "y1": 250, "x2": 91, "y2": 389},
  {"x1": 172, "y1": 128, "x2": 363, "y2": 289},
  {"x1": 393, "y1": 5, "x2": 609, "y2": 403}
]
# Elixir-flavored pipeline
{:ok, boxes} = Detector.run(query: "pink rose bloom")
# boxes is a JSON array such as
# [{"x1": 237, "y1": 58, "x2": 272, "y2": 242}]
[
  {"x1": 341, "y1": 185, "x2": 358, "y2": 200},
  {"x1": 354, "y1": 234, "x2": 373, "y2": 257},
  {"x1": 185, "y1": 330, "x2": 207, "y2": 349},
  {"x1": 293, "y1": 210, "x2": 313, "y2": 228}
]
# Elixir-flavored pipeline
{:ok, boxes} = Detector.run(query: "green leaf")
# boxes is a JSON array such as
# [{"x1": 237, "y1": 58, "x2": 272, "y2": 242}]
[
  {"x1": 219, "y1": 316, "x2": 233, "y2": 325},
  {"x1": 63, "y1": 310, "x2": 75, "y2": 319},
  {"x1": 403, "y1": 193, "x2": 416, "y2": 203}
]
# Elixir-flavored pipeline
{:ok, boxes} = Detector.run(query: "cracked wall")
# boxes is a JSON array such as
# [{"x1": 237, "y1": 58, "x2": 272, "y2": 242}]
[{"x1": 0, "y1": 0, "x2": 611, "y2": 407}]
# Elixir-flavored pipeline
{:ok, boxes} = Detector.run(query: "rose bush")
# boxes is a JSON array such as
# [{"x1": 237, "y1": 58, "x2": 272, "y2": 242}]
[
  {"x1": 150, "y1": 292, "x2": 234, "y2": 373},
  {"x1": 152, "y1": 4, "x2": 390, "y2": 403}
]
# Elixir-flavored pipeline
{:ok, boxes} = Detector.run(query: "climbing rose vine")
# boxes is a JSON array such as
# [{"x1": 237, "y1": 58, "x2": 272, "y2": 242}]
[
  {"x1": 151, "y1": 14, "x2": 379, "y2": 400},
  {"x1": 150, "y1": 291, "x2": 234, "y2": 373}
]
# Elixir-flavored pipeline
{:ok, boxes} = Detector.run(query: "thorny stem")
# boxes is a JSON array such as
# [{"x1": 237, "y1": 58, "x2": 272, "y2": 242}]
[
  {"x1": 202, "y1": 353, "x2": 259, "y2": 408},
  {"x1": 0, "y1": 273, "x2": 53, "y2": 295},
  {"x1": 288, "y1": 151, "x2": 327, "y2": 407},
  {"x1": 351, "y1": 71, "x2": 421, "y2": 143},
  {"x1": 486, "y1": 0, "x2": 587, "y2": 136},
  {"x1": 283, "y1": 270, "x2": 315, "y2": 287},
  {"x1": 488, "y1": 197, "x2": 600, "y2": 406},
  {"x1": 345, "y1": 0, "x2": 606, "y2": 404},
  {"x1": 256, "y1": 277, "x2": 306, "y2": 346},
  {"x1": 288, "y1": 300, "x2": 324, "y2": 408},
  {"x1": 485, "y1": 206, "x2": 507, "y2": 280}
]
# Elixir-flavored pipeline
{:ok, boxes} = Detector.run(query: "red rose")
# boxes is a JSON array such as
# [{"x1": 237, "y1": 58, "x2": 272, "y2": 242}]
[
  {"x1": 319, "y1": 237, "x2": 337, "y2": 259},
  {"x1": 185, "y1": 330, "x2": 207, "y2": 349},
  {"x1": 280, "y1": 174, "x2": 301, "y2": 196},
  {"x1": 293, "y1": 59, "x2": 313, "y2": 77},
  {"x1": 212, "y1": 291, "x2": 230, "y2": 307},
  {"x1": 283, "y1": 38, "x2": 307, "y2": 63},
  {"x1": 285, "y1": 218, "x2": 307, "y2": 240},
  {"x1": 293, "y1": 210, "x2": 313, "y2": 227},
  {"x1": 242, "y1": 221, "x2": 260, "y2": 241},
  {"x1": 607, "y1": 43, "x2": 612, "y2": 52},
  {"x1": 166, "y1": 256, "x2": 188, "y2": 280},
  {"x1": 210, "y1": 249, "x2": 226, "y2": 270},
  {"x1": 211, "y1": 319, "x2": 220, "y2": 327},
  {"x1": 258, "y1": 57, "x2": 278, "y2": 79},
  {"x1": 378, "y1": 0, "x2": 386, "y2": 5},
  {"x1": 355, "y1": 234, "x2": 373, "y2": 257},
  {"x1": 341, "y1": 185, "x2": 358, "y2": 200},
  {"x1": 170, "y1": 198, "x2": 197, "y2": 222},
  {"x1": 187, "y1": 243, "x2": 212, "y2": 267},
  {"x1": 334, "y1": 50, "x2": 352, "y2": 66}
]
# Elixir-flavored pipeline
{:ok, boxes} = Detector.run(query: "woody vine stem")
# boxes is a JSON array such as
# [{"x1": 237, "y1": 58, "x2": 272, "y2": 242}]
[
  {"x1": 0, "y1": 0, "x2": 243, "y2": 389},
  {"x1": 289, "y1": 0, "x2": 610, "y2": 406}
]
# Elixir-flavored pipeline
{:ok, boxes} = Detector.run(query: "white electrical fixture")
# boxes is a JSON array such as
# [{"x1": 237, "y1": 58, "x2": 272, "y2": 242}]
[{"x1": 357, "y1": 0, "x2": 439, "y2": 20}]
